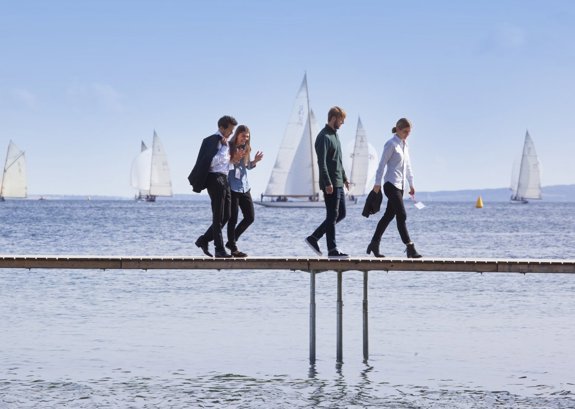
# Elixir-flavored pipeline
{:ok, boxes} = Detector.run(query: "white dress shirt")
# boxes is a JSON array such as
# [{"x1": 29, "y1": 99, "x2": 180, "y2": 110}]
[
  {"x1": 374, "y1": 134, "x2": 414, "y2": 191},
  {"x1": 209, "y1": 131, "x2": 232, "y2": 175}
]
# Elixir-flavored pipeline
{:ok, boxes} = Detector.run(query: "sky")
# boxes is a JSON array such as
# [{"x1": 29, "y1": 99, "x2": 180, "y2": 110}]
[{"x1": 1, "y1": 0, "x2": 574, "y2": 197}]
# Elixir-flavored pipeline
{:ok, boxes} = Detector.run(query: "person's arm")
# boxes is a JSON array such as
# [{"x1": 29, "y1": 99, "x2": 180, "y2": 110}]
[
  {"x1": 373, "y1": 140, "x2": 393, "y2": 192},
  {"x1": 405, "y1": 147, "x2": 415, "y2": 196},
  {"x1": 189, "y1": 136, "x2": 214, "y2": 191},
  {"x1": 248, "y1": 151, "x2": 264, "y2": 169},
  {"x1": 340, "y1": 145, "x2": 349, "y2": 191},
  {"x1": 315, "y1": 134, "x2": 332, "y2": 191}
]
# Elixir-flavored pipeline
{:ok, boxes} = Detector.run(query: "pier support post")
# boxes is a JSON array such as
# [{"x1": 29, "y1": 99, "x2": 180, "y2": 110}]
[
  {"x1": 309, "y1": 270, "x2": 316, "y2": 364},
  {"x1": 363, "y1": 271, "x2": 369, "y2": 362},
  {"x1": 336, "y1": 271, "x2": 343, "y2": 365}
]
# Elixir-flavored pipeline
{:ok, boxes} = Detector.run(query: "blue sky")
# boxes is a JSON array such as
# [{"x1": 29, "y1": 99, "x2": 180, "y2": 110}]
[{"x1": 1, "y1": 0, "x2": 574, "y2": 197}]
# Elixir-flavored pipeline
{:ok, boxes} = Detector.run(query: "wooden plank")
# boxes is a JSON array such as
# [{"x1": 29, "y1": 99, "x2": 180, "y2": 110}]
[{"x1": 0, "y1": 256, "x2": 574, "y2": 274}]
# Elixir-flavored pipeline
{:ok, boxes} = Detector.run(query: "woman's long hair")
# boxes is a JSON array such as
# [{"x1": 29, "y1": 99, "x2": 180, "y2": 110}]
[{"x1": 229, "y1": 125, "x2": 251, "y2": 167}]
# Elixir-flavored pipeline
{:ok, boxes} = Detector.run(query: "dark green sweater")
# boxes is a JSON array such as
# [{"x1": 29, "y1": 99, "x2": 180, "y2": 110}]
[{"x1": 314, "y1": 125, "x2": 348, "y2": 190}]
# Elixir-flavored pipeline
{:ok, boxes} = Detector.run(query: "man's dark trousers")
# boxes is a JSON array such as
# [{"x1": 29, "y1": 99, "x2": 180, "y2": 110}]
[{"x1": 200, "y1": 172, "x2": 231, "y2": 252}]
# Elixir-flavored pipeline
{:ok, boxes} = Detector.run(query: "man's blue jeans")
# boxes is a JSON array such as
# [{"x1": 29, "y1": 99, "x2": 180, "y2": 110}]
[{"x1": 311, "y1": 186, "x2": 346, "y2": 251}]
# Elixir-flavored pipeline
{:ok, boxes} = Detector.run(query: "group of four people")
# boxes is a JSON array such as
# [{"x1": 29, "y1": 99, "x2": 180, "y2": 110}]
[{"x1": 189, "y1": 108, "x2": 422, "y2": 259}]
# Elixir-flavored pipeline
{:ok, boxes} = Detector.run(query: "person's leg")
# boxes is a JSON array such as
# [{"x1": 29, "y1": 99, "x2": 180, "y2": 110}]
[
  {"x1": 209, "y1": 174, "x2": 228, "y2": 253},
  {"x1": 310, "y1": 194, "x2": 329, "y2": 241},
  {"x1": 324, "y1": 187, "x2": 342, "y2": 252},
  {"x1": 226, "y1": 191, "x2": 240, "y2": 251},
  {"x1": 196, "y1": 173, "x2": 224, "y2": 256},
  {"x1": 234, "y1": 191, "x2": 254, "y2": 242},
  {"x1": 370, "y1": 183, "x2": 399, "y2": 244},
  {"x1": 390, "y1": 188, "x2": 411, "y2": 245},
  {"x1": 336, "y1": 187, "x2": 346, "y2": 224}
]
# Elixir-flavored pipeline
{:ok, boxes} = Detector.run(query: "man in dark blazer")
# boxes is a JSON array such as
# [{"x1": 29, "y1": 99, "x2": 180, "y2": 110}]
[{"x1": 189, "y1": 115, "x2": 238, "y2": 257}]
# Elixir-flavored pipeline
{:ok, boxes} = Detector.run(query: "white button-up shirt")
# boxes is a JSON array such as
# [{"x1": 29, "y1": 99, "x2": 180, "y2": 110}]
[
  {"x1": 209, "y1": 131, "x2": 232, "y2": 175},
  {"x1": 374, "y1": 134, "x2": 414, "y2": 191}
]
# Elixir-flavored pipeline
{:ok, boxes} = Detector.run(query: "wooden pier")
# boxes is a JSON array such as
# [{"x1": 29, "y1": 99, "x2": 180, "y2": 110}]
[
  {"x1": 2, "y1": 255, "x2": 574, "y2": 273},
  {"x1": 2, "y1": 255, "x2": 574, "y2": 365}
]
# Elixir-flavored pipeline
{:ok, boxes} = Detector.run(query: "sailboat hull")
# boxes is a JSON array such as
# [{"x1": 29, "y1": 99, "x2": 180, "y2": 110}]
[
  {"x1": 256, "y1": 200, "x2": 325, "y2": 209},
  {"x1": 256, "y1": 197, "x2": 358, "y2": 208}
]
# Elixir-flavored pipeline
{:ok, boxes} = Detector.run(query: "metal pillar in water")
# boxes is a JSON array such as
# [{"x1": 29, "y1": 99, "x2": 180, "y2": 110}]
[
  {"x1": 309, "y1": 271, "x2": 316, "y2": 364},
  {"x1": 363, "y1": 271, "x2": 369, "y2": 362},
  {"x1": 336, "y1": 271, "x2": 343, "y2": 365}
]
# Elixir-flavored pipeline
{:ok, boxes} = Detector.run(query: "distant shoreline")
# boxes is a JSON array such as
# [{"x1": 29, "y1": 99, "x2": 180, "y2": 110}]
[{"x1": 23, "y1": 184, "x2": 575, "y2": 202}]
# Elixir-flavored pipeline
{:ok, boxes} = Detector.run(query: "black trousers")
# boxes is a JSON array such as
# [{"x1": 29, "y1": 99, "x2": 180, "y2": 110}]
[
  {"x1": 200, "y1": 172, "x2": 231, "y2": 252},
  {"x1": 371, "y1": 182, "x2": 411, "y2": 245},
  {"x1": 226, "y1": 190, "x2": 255, "y2": 250}
]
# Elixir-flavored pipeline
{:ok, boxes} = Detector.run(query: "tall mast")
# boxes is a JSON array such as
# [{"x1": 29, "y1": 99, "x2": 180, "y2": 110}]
[
  {"x1": 515, "y1": 130, "x2": 529, "y2": 199},
  {"x1": 304, "y1": 73, "x2": 317, "y2": 196}
]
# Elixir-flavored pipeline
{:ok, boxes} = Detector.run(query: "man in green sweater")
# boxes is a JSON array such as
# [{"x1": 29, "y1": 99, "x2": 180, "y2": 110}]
[{"x1": 305, "y1": 106, "x2": 350, "y2": 258}]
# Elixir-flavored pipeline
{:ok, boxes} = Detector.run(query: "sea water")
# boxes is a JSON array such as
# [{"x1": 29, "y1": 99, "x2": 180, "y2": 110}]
[{"x1": 0, "y1": 199, "x2": 574, "y2": 408}]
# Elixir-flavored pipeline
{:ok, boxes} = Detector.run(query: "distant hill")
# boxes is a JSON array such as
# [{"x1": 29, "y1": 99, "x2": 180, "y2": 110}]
[{"x1": 418, "y1": 184, "x2": 575, "y2": 202}]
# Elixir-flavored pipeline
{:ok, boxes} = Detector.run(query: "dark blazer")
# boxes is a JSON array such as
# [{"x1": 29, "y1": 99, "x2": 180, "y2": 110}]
[
  {"x1": 362, "y1": 190, "x2": 383, "y2": 217},
  {"x1": 188, "y1": 134, "x2": 221, "y2": 193}
]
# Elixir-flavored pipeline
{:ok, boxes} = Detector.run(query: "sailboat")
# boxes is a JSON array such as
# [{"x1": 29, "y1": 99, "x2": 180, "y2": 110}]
[
  {"x1": 130, "y1": 131, "x2": 172, "y2": 202},
  {"x1": 0, "y1": 140, "x2": 27, "y2": 201},
  {"x1": 510, "y1": 130, "x2": 541, "y2": 204},
  {"x1": 258, "y1": 74, "x2": 322, "y2": 208},
  {"x1": 345, "y1": 117, "x2": 378, "y2": 203}
]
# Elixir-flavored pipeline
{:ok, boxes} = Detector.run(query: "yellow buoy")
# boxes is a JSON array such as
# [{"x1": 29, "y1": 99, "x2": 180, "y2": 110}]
[{"x1": 475, "y1": 196, "x2": 484, "y2": 208}]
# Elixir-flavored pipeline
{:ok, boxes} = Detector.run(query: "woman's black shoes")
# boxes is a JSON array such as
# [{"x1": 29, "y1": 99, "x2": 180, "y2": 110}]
[
  {"x1": 366, "y1": 242, "x2": 384, "y2": 258},
  {"x1": 406, "y1": 243, "x2": 422, "y2": 258}
]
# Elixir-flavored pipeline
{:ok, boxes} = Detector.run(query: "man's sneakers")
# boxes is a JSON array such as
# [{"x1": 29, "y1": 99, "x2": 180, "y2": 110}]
[
  {"x1": 305, "y1": 236, "x2": 350, "y2": 258},
  {"x1": 328, "y1": 249, "x2": 349, "y2": 259},
  {"x1": 305, "y1": 236, "x2": 322, "y2": 256}
]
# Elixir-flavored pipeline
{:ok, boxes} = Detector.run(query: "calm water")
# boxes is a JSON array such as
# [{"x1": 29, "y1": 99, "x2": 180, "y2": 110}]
[{"x1": 1, "y1": 199, "x2": 574, "y2": 408}]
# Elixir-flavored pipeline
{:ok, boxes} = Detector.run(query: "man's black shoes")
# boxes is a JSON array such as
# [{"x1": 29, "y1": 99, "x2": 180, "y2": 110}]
[
  {"x1": 214, "y1": 250, "x2": 233, "y2": 258},
  {"x1": 195, "y1": 238, "x2": 212, "y2": 257}
]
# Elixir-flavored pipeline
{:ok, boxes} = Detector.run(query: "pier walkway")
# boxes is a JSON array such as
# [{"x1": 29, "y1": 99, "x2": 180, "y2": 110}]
[
  {"x1": 1, "y1": 255, "x2": 574, "y2": 273},
  {"x1": 2, "y1": 255, "x2": 574, "y2": 365}
]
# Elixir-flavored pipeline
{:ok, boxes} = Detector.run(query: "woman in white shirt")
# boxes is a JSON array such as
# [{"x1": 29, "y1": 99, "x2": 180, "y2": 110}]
[{"x1": 367, "y1": 118, "x2": 422, "y2": 258}]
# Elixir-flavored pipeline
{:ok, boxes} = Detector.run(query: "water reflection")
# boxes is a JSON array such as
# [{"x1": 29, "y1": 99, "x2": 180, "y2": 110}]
[{"x1": 1, "y1": 368, "x2": 574, "y2": 408}]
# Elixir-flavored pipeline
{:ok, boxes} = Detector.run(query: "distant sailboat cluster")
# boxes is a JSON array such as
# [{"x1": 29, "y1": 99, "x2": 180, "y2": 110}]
[
  {"x1": 258, "y1": 74, "x2": 377, "y2": 208},
  {"x1": 1, "y1": 78, "x2": 544, "y2": 204},
  {"x1": 0, "y1": 132, "x2": 174, "y2": 202},
  {"x1": 130, "y1": 131, "x2": 172, "y2": 202}
]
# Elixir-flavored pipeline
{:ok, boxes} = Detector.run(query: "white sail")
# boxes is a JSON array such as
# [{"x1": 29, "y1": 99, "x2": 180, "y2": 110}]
[
  {"x1": 264, "y1": 74, "x2": 319, "y2": 198},
  {"x1": 511, "y1": 130, "x2": 541, "y2": 201},
  {"x1": 348, "y1": 117, "x2": 378, "y2": 196},
  {"x1": 1, "y1": 140, "x2": 27, "y2": 199},
  {"x1": 130, "y1": 131, "x2": 172, "y2": 200},
  {"x1": 130, "y1": 142, "x2": 152, "y2": 194},
  {"x1": 149, "y1": 131, "x2": 172, "y2": 196}
]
